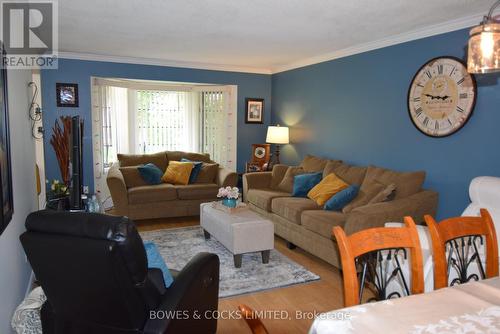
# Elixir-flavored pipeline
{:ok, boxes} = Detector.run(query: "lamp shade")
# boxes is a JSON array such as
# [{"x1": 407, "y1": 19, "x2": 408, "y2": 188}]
[
  {"x1": 266, "y1": 125, "x2": 289, "y2": 144},
  {"x1": 467, "y1": 22, "x2": 500, "y2": 73}
]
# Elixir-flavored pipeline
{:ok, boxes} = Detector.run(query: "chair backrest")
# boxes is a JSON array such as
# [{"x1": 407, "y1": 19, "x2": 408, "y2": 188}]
[
  {"x1": 20, "y1": 210, "x2": 159, "y2": 331},
  {"x1": 238, "y1": 304, "x2": 269, "y2": 334},
  {"x1": 425, "y1": 208, "x2": 499, "y2": 289},
  {"x1": 333, "y1": 217, "x2": 424, "y2": 307}
]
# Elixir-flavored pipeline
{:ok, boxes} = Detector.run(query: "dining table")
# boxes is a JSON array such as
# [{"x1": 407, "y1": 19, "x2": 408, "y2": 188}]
[{"x1": 309, "y1": 277, "x2": 500, "y2": 334}]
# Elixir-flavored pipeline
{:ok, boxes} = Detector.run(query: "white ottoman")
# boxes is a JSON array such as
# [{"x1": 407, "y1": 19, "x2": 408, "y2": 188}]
[{"x1": 200, "y1": 202, "x2": 274, "y2": 268}]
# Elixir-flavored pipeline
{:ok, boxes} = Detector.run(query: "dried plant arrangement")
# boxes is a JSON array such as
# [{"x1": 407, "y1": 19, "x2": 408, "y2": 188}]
[{"x1": 50, "y1": 116, "x2": 72, "y2": 185}]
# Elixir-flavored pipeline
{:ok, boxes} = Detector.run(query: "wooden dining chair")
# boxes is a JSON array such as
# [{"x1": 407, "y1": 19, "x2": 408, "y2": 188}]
[
  {"x1": 424, "y1": 208, "x2": 499, "y2": 289},
  {"x1": 238, "y1": 304, "x2": 269, "y2": 334},
  {"x1": 333, "y1": 217, "x2": 424, "y2": 307}
]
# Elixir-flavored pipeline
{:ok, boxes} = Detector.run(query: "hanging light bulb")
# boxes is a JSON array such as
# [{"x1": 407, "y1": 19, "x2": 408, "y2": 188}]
[{"x1": 467, "y1": 1, "x2": 500, "y2": 73}]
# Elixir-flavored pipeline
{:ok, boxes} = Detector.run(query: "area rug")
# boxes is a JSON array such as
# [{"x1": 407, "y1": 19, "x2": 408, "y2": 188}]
[{"x1": 140, "y1": 226, "x2": 320, "y2": 298}]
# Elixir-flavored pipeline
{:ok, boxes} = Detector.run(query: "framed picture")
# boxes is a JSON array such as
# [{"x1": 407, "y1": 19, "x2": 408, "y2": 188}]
[
  {"x1": 0, "y1": 43, "x2": 13, "y2": 235},
  {"x1": 245, "y1": 162, "x2": 262, "y2": 173},
  {"x1": 245, "y1": 98, "x2": 264, "y2": 124},
  {"x1": 56, "y1": 83, "x2": 79, "y2": 107}
]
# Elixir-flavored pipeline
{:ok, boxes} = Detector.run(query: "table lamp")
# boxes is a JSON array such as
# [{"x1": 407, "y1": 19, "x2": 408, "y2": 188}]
[{"x1": 266, "y1": 124, "x2": 289, "y2": 165}]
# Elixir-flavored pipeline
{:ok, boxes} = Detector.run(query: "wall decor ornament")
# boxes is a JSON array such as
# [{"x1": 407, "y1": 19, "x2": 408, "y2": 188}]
[
  {"x1": 56, "y1": 83, "x2": 79, "y2": 107},
  {"x1": 407, "y1": 57, "x2": 477, "y2": 138},
  {"x1": 245, "y1": 98, "x2": 264, "y2": 124}
]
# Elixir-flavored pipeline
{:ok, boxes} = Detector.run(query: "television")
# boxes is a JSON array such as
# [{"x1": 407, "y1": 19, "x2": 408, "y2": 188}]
[{"x1": 68, "y1": 116, "x2": 83, "y2": 211}]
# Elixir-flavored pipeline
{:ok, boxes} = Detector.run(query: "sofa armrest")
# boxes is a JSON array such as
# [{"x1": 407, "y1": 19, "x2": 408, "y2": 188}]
[
  {"x1": 269, "y1": 164, "x2": 289, "y2": 189},
  {"x1": 242, "y1": 172, "x2": 272, "y2": 202},
  {"x1": 343, "y1": 190, "x2": 438, "y2": 236},
  {"x1": 217, "y1": 167, "x2": 238, "y2": 187},
  {"x1": 106, "y1": 163, "x2": 128, "y2": 216}
]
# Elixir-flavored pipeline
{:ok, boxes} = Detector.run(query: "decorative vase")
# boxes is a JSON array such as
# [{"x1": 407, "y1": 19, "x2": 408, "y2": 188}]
[{"x1": 222, "y1": 198, "x2": 237, "y2": 208}]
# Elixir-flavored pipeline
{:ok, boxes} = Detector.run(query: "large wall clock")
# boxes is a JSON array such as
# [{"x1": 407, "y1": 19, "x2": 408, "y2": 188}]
[{"x1": 407, "y1": 56, "x2": 477, "y2": 137}]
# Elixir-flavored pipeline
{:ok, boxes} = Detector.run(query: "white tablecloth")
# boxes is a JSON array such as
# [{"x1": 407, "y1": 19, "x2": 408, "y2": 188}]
[{"x1": 309, "y1": 277, "x2": 500, "y2": 334}]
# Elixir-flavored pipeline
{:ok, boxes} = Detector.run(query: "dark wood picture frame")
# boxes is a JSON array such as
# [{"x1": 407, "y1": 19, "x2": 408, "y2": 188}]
[
  {"x1": 56, "y1": 83, "x2": 79, "y2": 107},
  {"x1": 0, "y1": 43, "x2": 14, "y2": 234},
  {"x1": 245, "y1": 98, "x2": 264, "y2": 124}
]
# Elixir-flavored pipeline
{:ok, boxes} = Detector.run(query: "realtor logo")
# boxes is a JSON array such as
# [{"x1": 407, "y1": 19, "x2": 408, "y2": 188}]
[{"x1": 1, "y1": 0, "x2": 58, "y2": 69}]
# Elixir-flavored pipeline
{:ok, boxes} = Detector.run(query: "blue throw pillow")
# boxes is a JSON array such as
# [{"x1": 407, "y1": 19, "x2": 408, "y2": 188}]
[
  {"x1": 181, "y1": 158, "x2": 203, "y2": 183},
  {"x1": 292, "y1": 172, "x2": 323, "y2": 197},
  {"x1": 144, "y1": 241, "x2": 174, "y2": 288},
  {"x1": 137, "y1": 163, "x2": 163, "y2": 185},
  {"x1": 324, "y1": 185, "x2": 359, "y2": 211}
]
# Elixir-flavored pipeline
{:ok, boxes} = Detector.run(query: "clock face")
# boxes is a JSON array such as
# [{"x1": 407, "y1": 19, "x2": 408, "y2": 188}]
[
  {"x1": 408, "y1": 57, "x2": 476, "y2": 137},
  {"x1": 254, "y1": 147, "x2": 266, "y2": 159}
]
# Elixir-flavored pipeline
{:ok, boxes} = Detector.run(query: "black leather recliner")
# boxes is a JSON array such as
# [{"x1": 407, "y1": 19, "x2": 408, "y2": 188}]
[{"x1": 20, "y1": 210, "x2": 220, "y2": 334}]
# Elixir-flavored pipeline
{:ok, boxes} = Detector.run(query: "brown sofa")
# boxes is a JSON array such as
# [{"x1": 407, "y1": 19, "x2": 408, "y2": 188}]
[
  {"x1": 107, "y1": 151, "x2": 238, "y2": 220},
  {"x1": 243, "y1": 155, "x2": 438, "y2": 268}
]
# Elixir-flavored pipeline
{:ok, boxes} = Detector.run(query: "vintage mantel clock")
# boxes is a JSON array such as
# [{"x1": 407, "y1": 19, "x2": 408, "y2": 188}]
[{"x1": 407, "y1": 57, "x2": 477, "y2": 137}]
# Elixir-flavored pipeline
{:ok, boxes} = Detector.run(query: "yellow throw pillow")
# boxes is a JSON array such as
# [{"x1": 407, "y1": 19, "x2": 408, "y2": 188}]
[
  {"x1": 307, "y1": 173, "x2": 349, "y2": 206},
  {"x1": 162, "y1": 161, "x2": 193, "y2": 185}
]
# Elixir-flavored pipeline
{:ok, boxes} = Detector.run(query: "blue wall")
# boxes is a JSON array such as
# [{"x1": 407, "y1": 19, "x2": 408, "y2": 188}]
[
  {"x1": 41, "y1": 59, "x2": 271, "y2": 191},
  {"x1": 271, "y1": 28, "x2": 500, "y2": 219}
]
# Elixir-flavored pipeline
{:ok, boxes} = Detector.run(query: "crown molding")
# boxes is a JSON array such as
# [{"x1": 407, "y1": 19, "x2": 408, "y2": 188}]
[
  {"x1": 57, "y1": 51, "x2": 272, "y2": 75},
  {"x1": 270, "y1": 13, "x2": 484, "y2": 74},
  {"x1": 58, "y1": 13, "x2": 484, "y2": 76}
]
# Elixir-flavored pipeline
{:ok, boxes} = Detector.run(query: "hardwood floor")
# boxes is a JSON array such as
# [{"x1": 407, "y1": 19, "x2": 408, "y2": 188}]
[{"x1": 136, "y1": 217, "x2": 345, "y2": 334}]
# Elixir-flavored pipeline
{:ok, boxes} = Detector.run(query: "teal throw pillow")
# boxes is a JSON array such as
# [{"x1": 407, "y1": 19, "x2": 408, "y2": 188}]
[
  {"x1": 292, "y1": 172, "x2": 323, "y2": 197},
  {"x1": 324, "y1": 185, "x2": 359, "y2": 211},
  {"x1": 137, "y1": 163, "x2": 163, "y2": 185},
  {"x1": 181, "y1": 158, "x2": 203, "y2": 183},
  {"x1": 144, "y1": 241, "x2": 174, "y2": 288}
]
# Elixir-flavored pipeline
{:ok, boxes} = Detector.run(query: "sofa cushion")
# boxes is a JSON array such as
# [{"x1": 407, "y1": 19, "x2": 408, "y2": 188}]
[
  {"x1": 180, "y1": 158, "x2": 203, "y2": 183},
  {"x1": 300, "y1": 155, "x2": 329, "y2": 172},
  {"x1": 162, "y1": 161, "x2": 193, "y2": 185},
  {"x1": 329, "y1": 163, "x2": 367, "y2": 185},
  {"x1": 322, "y1": 160, "x2": 344, "y2": 178},
  {"x1": 137, "y1": 163, "x2": 163, "y2": 185},
  {"x1": 195, "y1": 163, "x2": 219, "y2": 184},
  {"x1": 166, "y1": 151, "x2": 212, "y2": 163},
  {"x1": 362, "y1": 166, "x2": 425, "y2": 199},
  {"x1": 247, "y1": 188, "x2": 290, "y2": 211},
  {"x1": 307, "y1": 173, "x2": 349, "y2": 206},
  {"x1": 324, "y1": 185, "x2": 359, "y2": 211},
  {"x1": 175, "y1": 183, "x2": 218, "y2": 200},
  {"x1": 278, "y1": 166, "x2": 305, "y2": 193},
  {"x1": 301, "y1": 210, "x2": 347, "y2": 239},
  {"x1": 292, "y1": 172, "x2": 322, "y2": 197},
  {"x1": 118, "y1": 152, "x2": 168, "y2": 171},
  {"x1": 120, "y1": 166, "x2": 150, "y2": 188},
  {"x1": 128, "y1": 184, "x2": 177, "y2": 204},
  {"x1": 271, "y1": 197, "x2": 319, "y2": 225},
  {"x1": 342, "y1": 180, "x2": 386, "y2": 213}
]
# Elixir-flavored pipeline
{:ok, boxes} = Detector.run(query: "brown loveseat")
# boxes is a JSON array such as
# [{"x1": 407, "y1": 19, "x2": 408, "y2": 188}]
[
  {"x1": 107, "y1": 151, "x2": 237, "y2": 220},
  {"x1": 243, "y1": 155, "x2": 438, "y2": 268}
]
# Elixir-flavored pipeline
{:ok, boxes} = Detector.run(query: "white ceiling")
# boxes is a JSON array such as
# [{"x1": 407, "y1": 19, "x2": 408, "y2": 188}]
[{"x1": 58, "y1": 0, "x2": 491, "y2": 73}]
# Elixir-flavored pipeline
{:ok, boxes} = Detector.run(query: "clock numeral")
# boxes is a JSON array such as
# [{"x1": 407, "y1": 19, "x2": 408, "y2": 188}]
[
  {"x1": 456, "y1": 106, "x2": 464, "y2": 113},
  {"x1": 423, "y1": 117, "x2": 430, "y2": 127},
  {"x1": 459, "y1": 93, "x2": 468, "y2": 99},
  {"x1": 413, "y1": 97, "x2": 421, "y2": 102},
  {"x1": 416, "y1": 83, "x2": 424, "y2": 88},
  {"x1": 425, "y1": 70, "x2": 432, "y2": 79},
  {"x1": 415, "y1": 107, "x2": 423, "y2": 117},
  {"x1": 435, "y1": 122, "x2": 439, "y2": 130},
  {"x1": 450, "y1": 66, "x2": 456, "y2": 76},
  {"x1": 437, "y1": 64, "x2": 443, "y2": 74},
  {"x1": 457, "y1": 77, "x2": 465, "y2": 85},
  {"x1": 447, "y1": 118, "x2": 453, "y2": 126}
]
